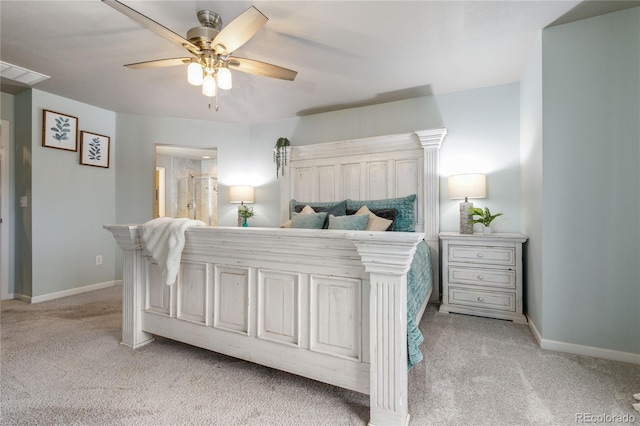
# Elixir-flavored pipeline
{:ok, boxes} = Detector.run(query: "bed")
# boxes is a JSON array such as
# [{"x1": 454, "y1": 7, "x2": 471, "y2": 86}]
[{"x1": 105, "y1": 127, "x2": 446, "y2": 426}]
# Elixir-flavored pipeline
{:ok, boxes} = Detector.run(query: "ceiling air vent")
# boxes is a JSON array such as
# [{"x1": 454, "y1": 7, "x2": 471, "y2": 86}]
[{"x1": 0, "y1": 61, "x2": 50, "y2": 85}]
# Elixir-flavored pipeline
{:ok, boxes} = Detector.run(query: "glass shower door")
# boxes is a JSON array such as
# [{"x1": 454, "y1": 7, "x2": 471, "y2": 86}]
[{"x1": 177, "y1": 177, "x2": 217, "y2": 225}]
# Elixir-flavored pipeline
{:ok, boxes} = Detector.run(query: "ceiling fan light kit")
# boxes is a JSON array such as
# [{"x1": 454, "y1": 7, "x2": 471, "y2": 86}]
[
  {"x1": 202, "y1": 74, "x2": 216, "y2": 97},
  {"x1": 102, "y1": 0, "x2": 297, "y2": 111},
  {"x1": 187, "y1": 61, "x2": 204, "y2": 86},
  {"x1": 217, "y1": 66, "x2": 232, "y2": 90}
]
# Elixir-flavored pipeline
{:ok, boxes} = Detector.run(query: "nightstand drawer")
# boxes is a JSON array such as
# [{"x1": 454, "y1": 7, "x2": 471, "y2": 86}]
[
  {"x1": 448, "y1": 245, "x2": 515, "y2": 266},
  {"x1": 448, "y1": 266, "x2": 516, "y2": 289},
  {"x1": 448, "y1": 288, "x2": 515, "y2": 312}
]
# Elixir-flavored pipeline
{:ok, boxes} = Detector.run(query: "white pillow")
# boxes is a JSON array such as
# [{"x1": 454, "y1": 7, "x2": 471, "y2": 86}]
[
  {"x1": 280, "y1": 205, "x2": 315, "y2": 228},
  {"x1": 355, "y1": 205, "x2": 393, "y2": 231}
]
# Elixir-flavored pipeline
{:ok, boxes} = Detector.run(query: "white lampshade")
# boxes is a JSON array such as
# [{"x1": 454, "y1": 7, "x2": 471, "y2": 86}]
[
  {"x1": 217, "y1": 67, "x2": 232, "y2": 90},
  {"x1": 202, "y1": 74, "x2": 216, "y2": 97},
  {"x1": 187, "y1": 62, "x2": 203, "y2": 86},
  {"x1": 229, "y1": 185, "x2": 254, "y2": 204},
  {"x1": 448, "y1": 174, "x2": 486, "y2": 200}
]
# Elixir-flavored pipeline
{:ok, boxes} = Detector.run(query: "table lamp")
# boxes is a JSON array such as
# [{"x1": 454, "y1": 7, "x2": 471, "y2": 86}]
[
  {"x1": 229, "y1": 185, "x2": 254, "y2": 226},
  {"x1": 448, "y1": 174, "x2": 486, "y2": 234}
]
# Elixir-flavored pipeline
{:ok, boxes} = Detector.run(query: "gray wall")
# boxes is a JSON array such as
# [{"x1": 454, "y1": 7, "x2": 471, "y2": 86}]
[
  {"x1": 248, "y1": 87, "x2": 523, "y2": 233},
  {"x1": 1, "y1": 92, "x2": 16, "y2": 295},
  {"x1": 520, "y1": 36, "x2": 544, "y2": 331},
  {"x1": 542, "y1": 8, "x2": 639, "y2": 354},
  {"x1": 14, "y1": 89, "x2": 117, "y2": 298},
  {"x1": 14, "y1": 91, "x2": 32, "y2": 296},
  {"x1": 435, "y1": 84, "x2": 521, "y2": 233},
  {"x1": 110, "y1": 86, "x2": 523, "y2": 281},
  {"x1": 115, "y1": 114, "x2": 249, "y2": 226},
  {"x1": 521, "y1": 7, "x2": 640, "y2": 354}
]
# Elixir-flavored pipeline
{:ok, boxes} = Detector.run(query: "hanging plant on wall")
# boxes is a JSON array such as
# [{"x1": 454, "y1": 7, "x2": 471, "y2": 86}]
[{"x1": 273, "y1": 137, "x2": 290, "y2": 178}]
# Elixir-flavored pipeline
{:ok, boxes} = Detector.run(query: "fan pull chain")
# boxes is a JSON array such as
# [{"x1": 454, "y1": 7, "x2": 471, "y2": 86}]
[
  {"x1": 205, "y1": 96, "x2": 220, "y2": 111},
  {"x1": 214, "y1": 72, "x2": 220, "y2": 111}
]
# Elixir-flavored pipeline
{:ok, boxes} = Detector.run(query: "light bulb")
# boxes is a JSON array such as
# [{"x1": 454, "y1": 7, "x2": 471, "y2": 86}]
[
  {"x1": 187, "y1": 62, "x2": 203, "y2": 86},
  {"x1": 217, "y1": 67, "x2": 232, "y2": 90},
  {"x1": 202, "y1": 74, "x2": 216, "y2": 97}
]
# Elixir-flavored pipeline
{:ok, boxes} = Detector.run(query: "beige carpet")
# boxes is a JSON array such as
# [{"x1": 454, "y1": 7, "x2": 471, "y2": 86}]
[{"x1": 1, "y1": 284, "x2": 639, "y2": 425}]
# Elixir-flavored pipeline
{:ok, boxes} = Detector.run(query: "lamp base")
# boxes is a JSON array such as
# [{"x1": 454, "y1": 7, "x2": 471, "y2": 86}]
[{"x1": 459, "y1": 201, "x2": 474, "y2": 234}]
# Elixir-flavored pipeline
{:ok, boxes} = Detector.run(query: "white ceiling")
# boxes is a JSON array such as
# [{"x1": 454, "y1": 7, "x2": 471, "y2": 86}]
[{"x1": 1, "y1": 1, "x2": 636, "y2": 124}]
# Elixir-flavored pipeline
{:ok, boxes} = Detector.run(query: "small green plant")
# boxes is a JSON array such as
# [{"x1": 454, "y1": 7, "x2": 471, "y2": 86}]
[
  {"x1": 238, "y1": 205, "x2": 255, "y2": 220},
  {"x1": 469, "y1": 207, "x2": 503, "y2": 227}
]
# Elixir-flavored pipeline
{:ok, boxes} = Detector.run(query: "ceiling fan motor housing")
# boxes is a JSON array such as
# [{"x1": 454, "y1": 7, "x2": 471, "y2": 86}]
[
  {"x1": 197, "y1": 10, "x2": 222, "y2": 28},
  {"x1": 187, "y1": 11, "x2": 222, "y2": 49}
]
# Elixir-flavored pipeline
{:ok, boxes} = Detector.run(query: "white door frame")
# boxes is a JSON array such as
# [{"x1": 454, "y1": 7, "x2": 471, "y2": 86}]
[{"x1": 0, "y1": 119, "x2": 13, "y2": 300}]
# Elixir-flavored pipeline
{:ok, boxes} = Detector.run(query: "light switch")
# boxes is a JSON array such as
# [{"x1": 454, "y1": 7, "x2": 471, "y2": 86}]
[{"x1": 19, "y1": 196, "x2": 28, "y2": 208}]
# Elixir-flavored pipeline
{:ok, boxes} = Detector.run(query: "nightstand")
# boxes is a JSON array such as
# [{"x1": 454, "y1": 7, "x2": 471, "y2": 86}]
[{"x1": 439, "y1": 232, "x2": 528, "y2": 323}]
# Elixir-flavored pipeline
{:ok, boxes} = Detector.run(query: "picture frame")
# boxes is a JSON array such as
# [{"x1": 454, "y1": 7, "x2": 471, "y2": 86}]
[
  {"x1": 42, "y1": 109, "x2": 78, "y2": 151},
  {"x1": 79, "y1": 131, "x2": 110, "y2": 168}
]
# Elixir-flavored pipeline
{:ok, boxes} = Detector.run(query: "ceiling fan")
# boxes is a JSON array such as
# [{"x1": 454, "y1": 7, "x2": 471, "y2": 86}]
[{"x1": 102, "y1": 0, "x2": 297, "y2": 110}]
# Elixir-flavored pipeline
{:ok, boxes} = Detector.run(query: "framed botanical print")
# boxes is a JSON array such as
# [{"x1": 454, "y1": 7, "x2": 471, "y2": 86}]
[
  {"x1": 42, "y1": 109, "x2": 78, "y2": 151},
  {"x1": 79, "y1": 131, "x2": 110, "y2": 168}
]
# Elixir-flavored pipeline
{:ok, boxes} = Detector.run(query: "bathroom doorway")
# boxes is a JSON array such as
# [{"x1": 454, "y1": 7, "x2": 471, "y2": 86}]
[{"x1": 154, "y1": 145, "x2": 218, "y2": 225}]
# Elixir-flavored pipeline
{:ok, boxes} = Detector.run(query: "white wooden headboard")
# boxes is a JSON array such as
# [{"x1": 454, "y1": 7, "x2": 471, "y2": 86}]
[{"x1": 279, "y1": 128, "x2": 447, "y2": 300}]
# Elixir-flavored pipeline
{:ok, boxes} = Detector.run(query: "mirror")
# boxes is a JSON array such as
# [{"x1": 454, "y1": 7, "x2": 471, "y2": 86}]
[{"x1": 154, "y1": 145, "x2": 218, "y2": 225}]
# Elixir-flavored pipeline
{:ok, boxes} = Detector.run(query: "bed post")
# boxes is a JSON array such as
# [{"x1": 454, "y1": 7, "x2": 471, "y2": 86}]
[
  {"x1": 104, "y1": 225, "x2": 154, "y2": 348},
  {"x1": 351, "y1": 233, "x2": 424, "y2": 426},
  {"x1": 416, "y1": 128, "x2": 447, "y2": 301}
]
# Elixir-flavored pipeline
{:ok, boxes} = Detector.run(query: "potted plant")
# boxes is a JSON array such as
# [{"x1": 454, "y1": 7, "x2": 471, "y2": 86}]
[
  {"x1": 273, "y1": 137, "x2": 290, "y2": 178},
  {"x1": 238, "y1": 205, "x2": 255, "y2": 227},
  {"x1": 469, "y1": 207, "x2": 503, "y2": 234}
]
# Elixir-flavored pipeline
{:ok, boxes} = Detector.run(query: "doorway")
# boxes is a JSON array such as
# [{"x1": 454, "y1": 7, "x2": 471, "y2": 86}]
[
  {"x1": 154, "y1": 145, "x2": 218, "y2": 225},
  {"x1": 155, "y1": 167, "x2": 166, "y2": 218}
]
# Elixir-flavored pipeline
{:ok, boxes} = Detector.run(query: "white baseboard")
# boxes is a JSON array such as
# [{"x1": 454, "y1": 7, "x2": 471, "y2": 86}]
[
  {"x1": 527, "y1": 315, "x2": 640, "y2": 365},
  {"x1": 16, "y1": 280, "x2": 120, "y2": 304},
  {"x1": 527, "y1": 315, "x2": 543, "y2": 345}
]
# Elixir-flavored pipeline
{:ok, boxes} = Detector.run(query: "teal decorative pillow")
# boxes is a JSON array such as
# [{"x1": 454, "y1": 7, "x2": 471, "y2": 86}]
[
  {"x1": 290, "y1": 199, "x2": 343, "y2": 217},
  {"x1": 291, "y1": 199, "x2": 347, "y2": 228},
  {"x1": 346, "y1": 194, "x2": 417, "y2": 232},
  {"x1": 290, "y1": 212, "x2": 327, "y2": 229},
  {"x1": 328, "y1": 214, "x2": 369, "y2": 230}
]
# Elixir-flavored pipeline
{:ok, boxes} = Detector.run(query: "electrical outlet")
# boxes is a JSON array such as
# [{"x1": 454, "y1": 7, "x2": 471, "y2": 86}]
[{"x1": 95, "y1": 255, "x2": 103, "y2": 265}]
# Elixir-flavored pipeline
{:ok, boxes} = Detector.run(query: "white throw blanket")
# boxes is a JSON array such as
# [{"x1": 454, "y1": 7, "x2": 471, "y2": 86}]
[{"x1": 141, "y1": 217, "x2": 207, "y2": 285}]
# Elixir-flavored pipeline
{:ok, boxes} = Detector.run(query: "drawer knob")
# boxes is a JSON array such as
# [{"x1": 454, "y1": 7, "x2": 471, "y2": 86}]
[
  {"x1": 477, "y1": 275, "x2": 484, "y2": 280},
  {"x1": 476, "y1": 253, "x2": 484, "y2": 258},
  {"x1": 477, "y1": 296, "x2": 484, "y2": 302}
]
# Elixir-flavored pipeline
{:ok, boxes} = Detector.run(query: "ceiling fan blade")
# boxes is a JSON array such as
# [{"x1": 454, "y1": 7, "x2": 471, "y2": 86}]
[
  {"x1": 125, "y1": 58, "x2": 192, "y2": 70},
  {"x1": 211, "y1": 6, "x2": 268, "y2": 55},
  {"x1": 228, "y1": 57, "x2": 297, "y2": 81},
  {"x1": 102, "y1": 0, "x2": 201, "y2": 54}
]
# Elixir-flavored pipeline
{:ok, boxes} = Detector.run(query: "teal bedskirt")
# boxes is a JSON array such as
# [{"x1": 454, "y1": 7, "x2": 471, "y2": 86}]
[{"x1": 407, "y1": 240, "x2": 432, "y2": 368}]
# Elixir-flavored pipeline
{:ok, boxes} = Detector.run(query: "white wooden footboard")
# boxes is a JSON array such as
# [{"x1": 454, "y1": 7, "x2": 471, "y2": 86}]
[{"x1": 106, "y1": 225, "x2": 424, "y2": 425}]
